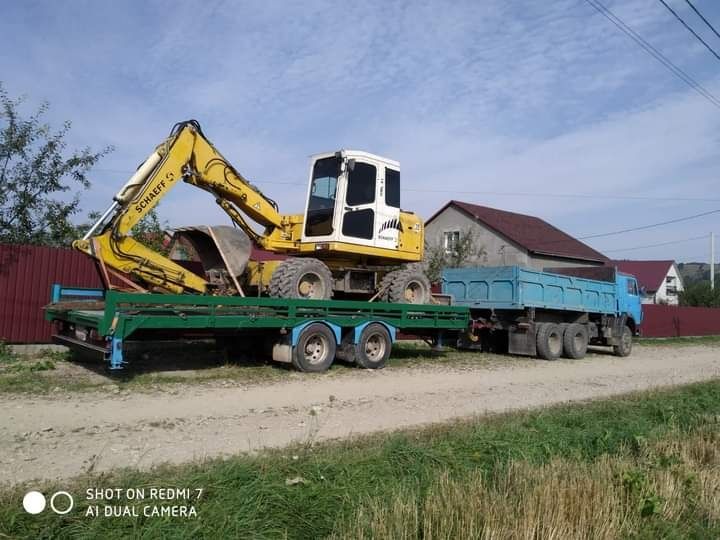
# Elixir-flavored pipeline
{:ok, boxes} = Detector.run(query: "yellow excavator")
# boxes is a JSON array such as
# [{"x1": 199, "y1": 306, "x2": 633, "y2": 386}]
[{"x1": 74, "y1": 120, "x2": 431, "y2": 302}]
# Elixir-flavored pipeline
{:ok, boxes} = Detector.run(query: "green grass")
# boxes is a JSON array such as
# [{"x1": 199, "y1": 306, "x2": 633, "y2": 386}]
[
  {"x1": 1, "y1": 380, "x2": 719, "y2": 539},
  {"x1": 636, "y1": 335, "x2": 720, "y2": 346}
]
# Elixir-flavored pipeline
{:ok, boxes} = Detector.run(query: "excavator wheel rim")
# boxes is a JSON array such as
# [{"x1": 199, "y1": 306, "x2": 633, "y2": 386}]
[{"x1": 298, "y1": 272, "x2": 323, "y2": 298}]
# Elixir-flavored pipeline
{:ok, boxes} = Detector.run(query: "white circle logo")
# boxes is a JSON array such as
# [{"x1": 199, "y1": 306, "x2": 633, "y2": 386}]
[
  {"x1": 23, "y1": 491, "x2": 46, "y2": 514},
  {"x1": 50, "y1": 491, "x2": 74, "y2": 515}
]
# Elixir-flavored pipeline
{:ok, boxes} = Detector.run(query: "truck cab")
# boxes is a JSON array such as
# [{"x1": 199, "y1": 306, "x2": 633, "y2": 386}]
[{"x1": 616, "y1": 273, "x2": 643, "y2": 333}]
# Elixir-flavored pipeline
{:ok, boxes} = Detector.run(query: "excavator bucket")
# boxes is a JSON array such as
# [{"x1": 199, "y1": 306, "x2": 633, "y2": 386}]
[{"x1": 168, "y1": 225, "x2": 252, "y2": 293}]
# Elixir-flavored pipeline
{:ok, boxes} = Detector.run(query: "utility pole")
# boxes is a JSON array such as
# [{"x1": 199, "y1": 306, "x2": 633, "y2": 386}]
[{"x1": 712, "y1": 232, "x2": 715, "y2": 290}]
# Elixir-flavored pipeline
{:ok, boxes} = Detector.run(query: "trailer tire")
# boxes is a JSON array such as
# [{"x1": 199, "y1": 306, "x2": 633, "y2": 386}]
[
  {"x1": 563, "y1": 323, "x2": 588, "y2": 359},
  {"x1": 355, "y1": 323, "x2": 392, "y2": 369},
  {"x1": 269, "y1": 258, "x2": 333, "y2": 300},
  {"x1": 613, "y1": 325, "x2": 633, "y2": 357},
  {"x1": 292, "y1": 323, "x2": 336, "y2": 372},
  {"x1": 536, "y1": 322, "x2": 563, "y2": 360}
]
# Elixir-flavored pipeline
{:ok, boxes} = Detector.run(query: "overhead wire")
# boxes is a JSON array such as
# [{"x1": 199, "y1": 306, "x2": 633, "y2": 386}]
[
  {"x1": 577, "y1": 209, "x2": 720, "y2": 240},
  {"x1": 656, "y1": 0, "x2": 720, "y2": 61},
  {"x1": 602, "y1": 234, "x2": 710, "y2": 253},
  {"x1": 582, "y1": 0, "x2": 720, "y2": 109},
  {"x1": 684, "y1": 0, "x2": 720, "y2": 40},
  {"x1": 91, "y1": 170, "x2": 720, "y2": 203}
]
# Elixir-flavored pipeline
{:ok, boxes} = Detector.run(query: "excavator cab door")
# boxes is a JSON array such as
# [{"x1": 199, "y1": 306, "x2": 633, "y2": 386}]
[{"x1": 340, "y1": 160, "x2": 377, "y2": 245}]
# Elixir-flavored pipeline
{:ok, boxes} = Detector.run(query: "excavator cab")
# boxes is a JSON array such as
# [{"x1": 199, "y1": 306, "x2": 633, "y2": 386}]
[{"x1": 302, "y1": 151, "x2": 404, "y2": 253}]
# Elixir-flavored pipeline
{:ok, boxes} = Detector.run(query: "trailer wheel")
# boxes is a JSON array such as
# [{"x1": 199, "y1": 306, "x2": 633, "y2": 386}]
[
  {"x1": 536, "y1": 323, "x2": 563, "y2": 360},
  {"x1": 355, "y1": 323, "x2": 392, "y2": 369},
  {"x1": 613, "y1": 325, "x2": 633, "y2": 357},
  {"x1": 563, "y1": 323, "x2": 588, "y2": 359},
  {"x1": 292, "y1": 323, "x2": 336, "y2": 372}
]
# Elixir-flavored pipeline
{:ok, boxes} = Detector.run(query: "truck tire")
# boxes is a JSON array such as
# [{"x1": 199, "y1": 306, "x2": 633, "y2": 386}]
[
  {"x1": 563, "y1": 323, "x2": 588, "y2": 359},
  {"x1": 269, "y1": 258, "x2": 333, "y2": 300},
  {"x1": 292, "y1": 323, "x2": 336, "y2": 372},
  {"x1": 380, "y1": 265, "x2": 432, "y2": 304},
  {"x1": 354, "y1": 323, "x2": 392, "y2": 369},
  {"x1": 536, "y1": 322, "x2": 563, "y2": 360},
  {"x1": 613, "y1": 325, "x2": 633, "y2": 357}
]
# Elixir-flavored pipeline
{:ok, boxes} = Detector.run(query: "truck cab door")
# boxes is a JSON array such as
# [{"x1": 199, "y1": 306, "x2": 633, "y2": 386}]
[{"x1": 618, "y1": 274, "x2": 643, "y2": 329}]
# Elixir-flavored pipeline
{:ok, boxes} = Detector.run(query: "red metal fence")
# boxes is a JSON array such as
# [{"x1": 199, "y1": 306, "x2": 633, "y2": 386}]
[
  {"x1": 0, "y1": 244, "x2": 104, "y2": 343},
  {"x1": 641, "y1": 304, "x2": 720, "y2": 338}
]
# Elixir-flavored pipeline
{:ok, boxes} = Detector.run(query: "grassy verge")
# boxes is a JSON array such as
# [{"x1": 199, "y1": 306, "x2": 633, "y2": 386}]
[
  {"x1": 1, "y1": 380, "x2": 719, "y2": 539},
  {"x1": 0, "y1": 342, "x2": 497, "y2": 396},
  {"x1": 636, "y1": 335, "x2": 720, "y2": 346},
  {"x1": 0, "y1": 335, "x2": 717, "y2": 396}
]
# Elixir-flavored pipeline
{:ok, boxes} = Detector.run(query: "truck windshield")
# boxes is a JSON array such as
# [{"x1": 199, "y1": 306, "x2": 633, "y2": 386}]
[{"x1": 305, "y1": 157, "x2": 339, "y2": 237}]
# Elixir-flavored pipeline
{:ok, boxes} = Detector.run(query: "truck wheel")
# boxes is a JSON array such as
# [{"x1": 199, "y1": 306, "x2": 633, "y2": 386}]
[
  {"x1": 355, "y1": 323, "x2": 392, "y2": 369},
  {"x1": 536, "y1": 323, "x2": 563, "y2": 360},
  {"x1": 613, "y1": 326, "x2": 633, "y2": 357},
  {"x1": 292, "y1": 323, "x2": 336, "y2": 372},
  {"x1": 563, "y1": 323, "x2": 588, "y2": 359},
  {"x1": 269, "y1": 258, "x2": 333, "y2": 300},
  {"x1": 380, "y1": 265, "x2": 432, "y2": 304}
]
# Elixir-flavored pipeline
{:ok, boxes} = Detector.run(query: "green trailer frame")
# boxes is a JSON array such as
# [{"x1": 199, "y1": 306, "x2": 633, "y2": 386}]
[{"x1": 45, "y1": 285, "x2": 470, "y2": 370}]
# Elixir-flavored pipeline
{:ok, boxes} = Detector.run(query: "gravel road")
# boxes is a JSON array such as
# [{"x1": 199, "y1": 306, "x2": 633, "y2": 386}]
[{"x1": 1, "y1": 344, "x2": 718, "y2": 486}]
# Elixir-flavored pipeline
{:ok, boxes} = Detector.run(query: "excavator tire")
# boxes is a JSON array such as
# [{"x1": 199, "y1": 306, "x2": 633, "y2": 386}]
[
  {"x1": 269, "y1": 258, "x2": 333, "y2": 300},
  {"x1": 380, "y1": 264, "x2": 432, "y2": 304}
]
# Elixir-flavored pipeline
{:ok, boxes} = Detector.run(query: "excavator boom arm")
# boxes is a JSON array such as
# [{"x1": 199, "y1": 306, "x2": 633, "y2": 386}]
[{"x1": 75, "y1": 120, "x2": 291, "y2": 294}]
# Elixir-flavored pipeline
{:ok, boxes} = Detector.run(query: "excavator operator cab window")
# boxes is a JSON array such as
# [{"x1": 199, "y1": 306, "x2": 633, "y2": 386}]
[
  {"x1": 305, "y1": 157, "x2": 339, "y2": 237},
  {"x1": 385, "y1": 168, "x2": 400, "y2": 208}
]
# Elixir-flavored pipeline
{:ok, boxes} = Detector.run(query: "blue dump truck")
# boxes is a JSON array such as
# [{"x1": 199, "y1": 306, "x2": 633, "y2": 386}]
[{"x1": 442, "y1": 265, "x2": 642, "y2": 360}]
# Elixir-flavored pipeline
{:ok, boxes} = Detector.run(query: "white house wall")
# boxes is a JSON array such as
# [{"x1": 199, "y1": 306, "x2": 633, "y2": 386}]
[
  {"x1": 654, "y1": 263, "x2": 684, "y2": 305},
  {"x1": 425, "y1": 206, "x2": 528, "y2": 267}
]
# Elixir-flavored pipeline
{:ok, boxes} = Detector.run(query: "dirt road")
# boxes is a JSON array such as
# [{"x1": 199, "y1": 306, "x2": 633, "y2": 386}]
[{"x1": 1, "y1": 344, "x2": 719, "y2": 486}]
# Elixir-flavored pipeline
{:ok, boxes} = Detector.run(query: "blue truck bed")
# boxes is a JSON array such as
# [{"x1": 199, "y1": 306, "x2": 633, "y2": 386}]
[{"x1": 442, "y1": 266, "x2": 618, "y2": 314}]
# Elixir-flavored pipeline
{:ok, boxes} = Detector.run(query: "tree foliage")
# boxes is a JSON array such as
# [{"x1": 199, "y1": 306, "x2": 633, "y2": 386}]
[
  {"x1": 0, "y1": 82, "x2": 112, "y2": 246},
  {"x1": 131, "y1": 208, "x2": 170, "y2": 256},
  {"x1": 679, "y1": 281, "x2": 720, "y2": 308},
  {"x1": 424, "y1": 229, "x2": 486, "y2": 283}
]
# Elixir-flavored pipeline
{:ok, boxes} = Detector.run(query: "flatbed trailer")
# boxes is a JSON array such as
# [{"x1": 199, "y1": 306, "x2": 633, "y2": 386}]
[{"x1": 45, "y1": 285, "x2": 470, "y2": 372}]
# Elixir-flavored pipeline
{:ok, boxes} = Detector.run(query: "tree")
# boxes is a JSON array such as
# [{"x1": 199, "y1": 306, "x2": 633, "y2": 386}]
[
  {"x1": 0, "y1": 82, "x2": 112, "y2": 246},
  {"x1": 424, "y1": 229, "x2": 486, "y2": 283},
  {"x1": 131, "y1": 208, "x2": 170, "y2": 256},
  {"x1": 679, "y1": 282, "x2": 720, "y2": 308}
]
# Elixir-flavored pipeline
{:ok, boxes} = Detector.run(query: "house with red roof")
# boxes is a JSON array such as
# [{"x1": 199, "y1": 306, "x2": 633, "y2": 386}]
[
  {"x1": 425, "y1": 200, "x2": 608, "y2": 270},
  {"x1": 610, "y1": 260, "x2": 684, "y2": 305}
]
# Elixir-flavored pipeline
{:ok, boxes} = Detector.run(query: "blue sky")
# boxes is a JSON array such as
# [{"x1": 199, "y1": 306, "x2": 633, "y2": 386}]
[{"x1": 2, "y1": 0, "x2": 719, "y2": 263}]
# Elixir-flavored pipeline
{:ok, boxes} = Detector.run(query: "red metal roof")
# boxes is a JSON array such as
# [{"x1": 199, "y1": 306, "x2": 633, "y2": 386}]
[
  {"x1": 427, "y1": 200, "x2": 608, "y2": 263},
  {"x1": 609, "y1": 260, "x2": 674, "y2": 292}
]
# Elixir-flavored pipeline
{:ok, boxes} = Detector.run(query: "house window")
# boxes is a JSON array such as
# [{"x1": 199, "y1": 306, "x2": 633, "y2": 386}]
[
  {"x1": 444, "y1": 231, "x2": 460, "y2": 254},
  {"x1": 666, "y1": 286, "x2": 678, "y2": 295},
  {"x1": 666, "y1": 276, "x2": 674, "y2": 284}
]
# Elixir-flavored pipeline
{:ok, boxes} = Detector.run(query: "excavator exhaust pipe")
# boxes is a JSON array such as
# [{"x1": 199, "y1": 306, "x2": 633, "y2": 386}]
[{"x1": 167, "y1": 225, "x2": 253, "y2": 295}]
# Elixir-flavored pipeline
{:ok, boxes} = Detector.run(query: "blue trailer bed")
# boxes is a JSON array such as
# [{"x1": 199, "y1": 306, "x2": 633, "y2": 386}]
[{"x1": 443, "y1": 266, "x2": 618, "y2": 314}]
